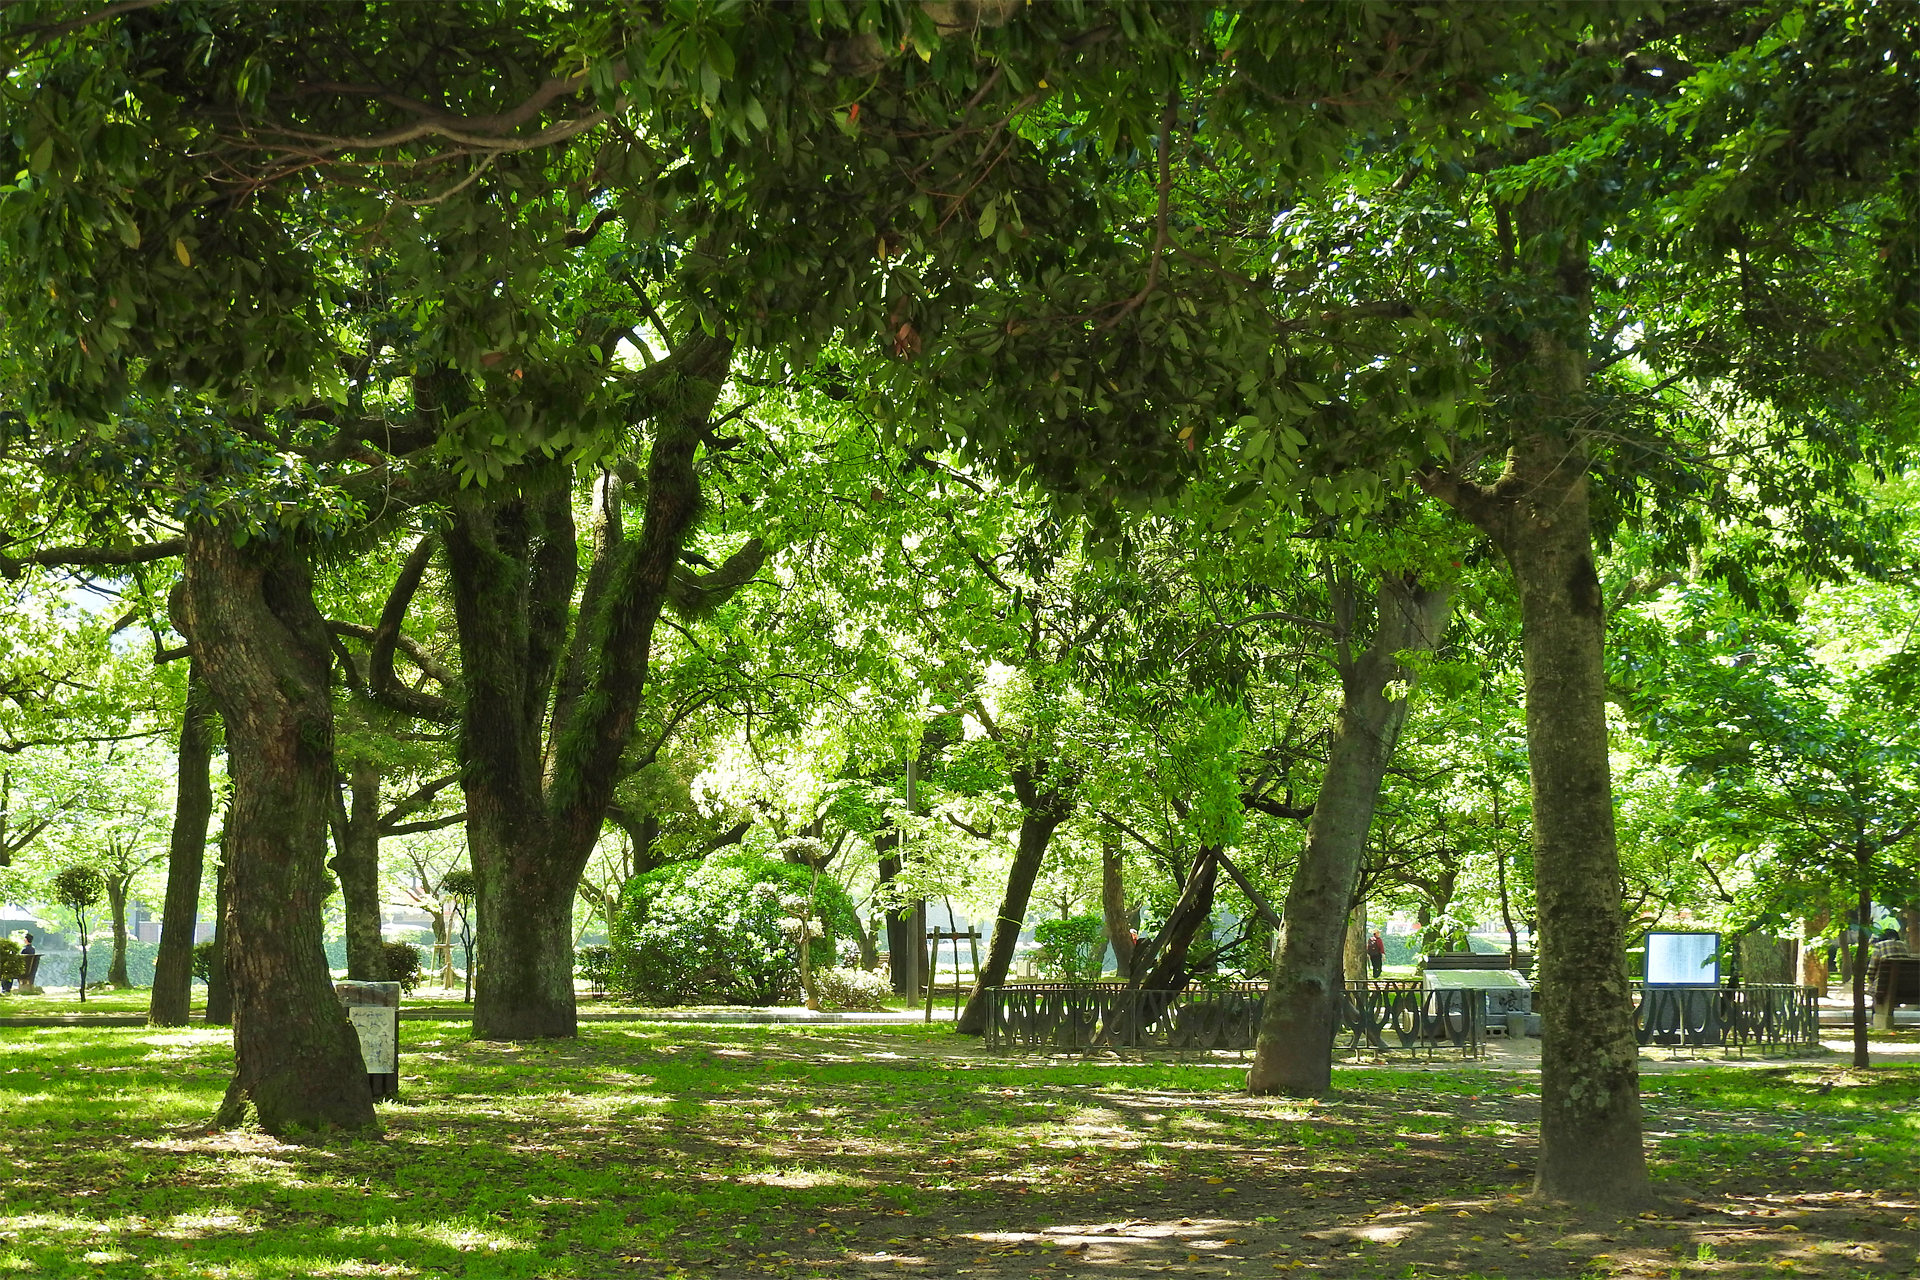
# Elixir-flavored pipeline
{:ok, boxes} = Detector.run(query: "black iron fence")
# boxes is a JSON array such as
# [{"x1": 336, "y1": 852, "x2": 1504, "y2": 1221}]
[
  {"x1": 983, "y1": 980, "x2": 1822, "y2": 1057},
  {"x1": 1630, "y1": 982, "x2": 1819, "y2": 1052},
  {"x1": 983, "y1": 981, "x2": 1481, "y2": 1059}
]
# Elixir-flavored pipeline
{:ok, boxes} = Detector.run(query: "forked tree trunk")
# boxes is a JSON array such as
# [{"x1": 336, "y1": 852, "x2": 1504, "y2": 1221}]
[
  {"x1": 1135, "y1": 847, "x2": 1222, "y2": 994},
  {"x1": 1250, "y1": 577, "x2": 1451, "y2": 1096},
  {"x1": 1101, "y1": 835, "x2": 1134, "y2": 979},
  {"x1": 1435, "y1": 443, "x2": 1648, "y2": 1204},
  {"x1": 955, "y1": 765, "x2": 1074, "y2": 1035},
  {"x1": 1417, "y1": 201, "x2": 1648, "y2": 1207},
  {"x1": 446, "y1": 334, "x2": 737, "y2": 1041},
  {"x1": 150, "y1": 662, "x2": 216, "y2": 1025},
  {"x1": 186, "y1": 527, "x2": 376, "y2": 1136},
  {"x1": 331, "y1": 759, "x2": 388, "y2": 982}
]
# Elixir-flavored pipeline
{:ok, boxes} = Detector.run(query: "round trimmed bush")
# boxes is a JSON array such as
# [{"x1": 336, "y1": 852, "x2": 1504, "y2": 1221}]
[{"x1": 609, "y1": 851, "x2": 860, "y2": 1006}]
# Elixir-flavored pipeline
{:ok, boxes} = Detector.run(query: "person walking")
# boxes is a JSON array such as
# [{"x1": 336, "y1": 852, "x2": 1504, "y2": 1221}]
[{"x1": 1365, "y1": 929, "x2": 1386, "y2": 980}]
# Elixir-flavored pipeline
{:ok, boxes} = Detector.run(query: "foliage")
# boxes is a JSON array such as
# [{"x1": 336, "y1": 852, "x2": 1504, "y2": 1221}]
[
  {"x1": 49, "y1": 865, "x2": 104, "y2": 914},
  {"x1": 811, "y1": 966, "x2": 893, "y2": 1013},
  {"x1": 0, "y1": 938, "x2": 20, "y2": 984},
  {"x1": 191, "y1": 940, "x2": 215, "y2": 984},
  {"x1": 381, "y1": 941, "x2": 424, "y2": 996},
  {"x1": 609, "y1": 851, "x2": 859, "y2": 1006},
  {"x1": 575, "y1": 945, "x2": 612, "y2": 993},
  {"x1": 1033, "y1": 914, "x2": 1108, "y2": 981}
]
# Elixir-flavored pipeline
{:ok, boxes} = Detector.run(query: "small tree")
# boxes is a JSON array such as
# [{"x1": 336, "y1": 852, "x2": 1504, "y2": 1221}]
[
  {"x1": 440, "y1": 869, "x2": 477, "y2": 1004},
  {"x1": 51, "y1": 866, "x2": 106, "y2": 1003}
]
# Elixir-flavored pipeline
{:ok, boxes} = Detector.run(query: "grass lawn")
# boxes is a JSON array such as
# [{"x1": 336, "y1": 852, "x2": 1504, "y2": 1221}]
[{"x1": 0, "y1": 1021, "x2": 1913, "y2": 1279}]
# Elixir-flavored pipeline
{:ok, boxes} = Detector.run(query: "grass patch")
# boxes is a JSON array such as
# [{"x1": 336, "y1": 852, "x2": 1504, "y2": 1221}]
[{"x1": 1, "y1": 1021, "x2": 1913, "y2": 1278}]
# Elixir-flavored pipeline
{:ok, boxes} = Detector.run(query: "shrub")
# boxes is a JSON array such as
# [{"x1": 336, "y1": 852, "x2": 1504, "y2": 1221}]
[
  {"x1": 813, "y1": 966, "x2": 893, "y2": 1012},
  {"x1": 576, "y1": 944, "x2": 612, "y2": 993},
  {"x1": 0, "y1": 939, "x2": 21, "y2": 986},
  {"x1": 609, "y1": 851, "x2": 860, "y2": 1006},
  {"x1": 381, "y1": 941, "x2": 424, "y2": 994},
  {"x1": 1033, "y1": 914, "x2": 1108, "y2": 981},
  {"x1": 191, "y1": 940, "x2": 215, "y2": 982}
]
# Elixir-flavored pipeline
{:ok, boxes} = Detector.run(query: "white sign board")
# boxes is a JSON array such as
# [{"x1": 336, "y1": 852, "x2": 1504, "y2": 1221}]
[
  {"x1": 1645, "y1": 931, "x2": 1719, "y2": 986},
  {"x1": 347, "y1": 1005, "x2": 398, "y2": 1074}
]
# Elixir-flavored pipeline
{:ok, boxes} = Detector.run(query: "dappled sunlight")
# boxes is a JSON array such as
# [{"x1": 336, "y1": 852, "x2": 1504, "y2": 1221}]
[
  {"x1": 0, "y1": 1021, "x2": 1912, "y2": 1278},
  {"x1": 331, "y1": 1219, "x2": 531, "y2": 1254}
]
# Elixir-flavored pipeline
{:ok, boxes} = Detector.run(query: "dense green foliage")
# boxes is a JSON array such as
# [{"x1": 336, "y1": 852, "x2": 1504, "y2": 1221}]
[{"x1": 608, "y1": 851, "x2": 860, "y2": 1006}]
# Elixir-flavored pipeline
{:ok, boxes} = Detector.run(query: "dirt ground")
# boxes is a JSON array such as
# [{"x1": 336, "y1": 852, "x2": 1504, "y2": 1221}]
[{"x1": 634, "y1": 1032, "x2": 1919, "y2": 1280}]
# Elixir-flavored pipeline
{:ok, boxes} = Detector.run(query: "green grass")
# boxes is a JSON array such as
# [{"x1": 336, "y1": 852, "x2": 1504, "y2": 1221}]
[{"x1": 1, "y1": 1021, "x2": 1914, "y2": 1279}]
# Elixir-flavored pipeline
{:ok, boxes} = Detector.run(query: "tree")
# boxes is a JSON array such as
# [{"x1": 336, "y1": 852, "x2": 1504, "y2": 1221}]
[
  {"x1": 1628, "y1": 581, "x2": 1920, "y2": 1069},
  {"x1": 440, "y1": 868, "x2": 477, "y2": 1005},
  {"x1": 50, "y1": 865, "x2": 104, "y2": 1001},
  {"x1": 150, "y1": 660, "x2": 220, "y2": 1024}
]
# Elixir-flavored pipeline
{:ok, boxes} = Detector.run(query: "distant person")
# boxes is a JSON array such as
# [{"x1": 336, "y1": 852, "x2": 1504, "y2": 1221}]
[
  {"x1": 1873, "y1": 928, "x2": 1910, "y2": 962},
  {"x1": 1366, "y1": 930, "x2": 1386, "y2": 979}
]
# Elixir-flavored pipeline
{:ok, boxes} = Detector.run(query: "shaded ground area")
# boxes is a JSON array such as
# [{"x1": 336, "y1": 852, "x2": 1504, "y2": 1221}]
[{"x1": 0, "y1": 1022, "x2": 1912, "y2": 1279}]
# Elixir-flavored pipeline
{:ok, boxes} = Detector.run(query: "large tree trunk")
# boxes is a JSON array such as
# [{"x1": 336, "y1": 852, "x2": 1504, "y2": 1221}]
[
  {"x1": 955, "y1": 765, "x2": 1074, "y2": 1035},
  {"x1": 1250, "y1": 577, "x2": 1451, "y2": 1097},
  {"x1": 186, "y1": 526, "x2": 377, "y2": 1136},
  {"x1": 150, "y1": 662, "x2": 216, "y2": 1025},
  {"x1": 1417, "y1": 202, "x2": 1648, "y2": 1207},
  {"x1": 330, "y1": 759, "x2": 388, "y2": 982},
  {"x1": 447, "y1": 334, "x2": 735, "y2": 1041},
  {"x1": 105, "y1": 874, "x2": 132, "y2": 987},
  {"x1": 1101, "y1": 834, "x2": 1135, "y2": 979}
]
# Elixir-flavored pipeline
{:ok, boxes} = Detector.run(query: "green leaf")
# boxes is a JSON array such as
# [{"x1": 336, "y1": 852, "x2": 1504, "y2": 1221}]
[{"x1": 977, "y1": 201, "x2": 997, "y2": 239}]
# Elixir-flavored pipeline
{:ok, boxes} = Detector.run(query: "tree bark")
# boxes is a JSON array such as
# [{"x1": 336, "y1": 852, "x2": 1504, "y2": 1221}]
[
  {"x1": 103, "y1": 873, "x2": 131, "y2": 987},
  {"x1": 446, "y1": 333, "x2": 736, "y2": 1041},
  {"x1": 1415, "y1": 197, "x2": 1649, "y2": 1206},
  {"x1": 151, "y1": 662, "x2": 216, "y2": 1025},
  {"x1": 1134, "y1": 847, "x2": 1221, "y2": 994},
  {"x1": 1342, "y1": 900, "x2": 1368, "y2": 982},
  {"x1": 205, "y1": 834, "x2": 233, "y2": 1025},
  {"x1": 1852, "y1": 849, "x2": 1872, "y2": 1070},
  {"x1": 186, "y1": 525, "x2": 377, "y2": 1136},
  {"x1": 1250, "y1": 577, "x2": 1451, "y2": 1096},
  {"x1": 1800, "y1": 906, "x2": 1830, "y2": 992},
  {"x1": 330, "y1": 758, "x2": 388, "y2": 981},
  {"x1": 1101, "y1": 834, "x2": 1134, "y2": 979},
  {"x1": 955, "y1": 764, "x2": 1074, "y2": 1035}
]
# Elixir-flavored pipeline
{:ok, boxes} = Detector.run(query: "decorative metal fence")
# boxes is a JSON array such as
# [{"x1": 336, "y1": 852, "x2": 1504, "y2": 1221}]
[
  {"x1": 1630, "y1": 983, "x2": 1819, "y2": 1052},
  {"x1": 983, "y1": 981, "x2": 1480, "y2": 1059}
]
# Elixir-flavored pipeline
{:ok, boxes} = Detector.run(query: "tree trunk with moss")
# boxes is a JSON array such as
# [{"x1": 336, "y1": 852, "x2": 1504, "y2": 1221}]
[
  {"x1": 186, "y1": 526, "x2": 377, "y2": 1136},
  {"x1": 151, "y1": 662, "x2": 216, "y2": 1025},
  {"x1": 442, "y1": 335, "x2": 746, "y2": 1040},
  {"x1": 1417, "y1": 203, "x2": 1648, "y2": 1206},
  {"x1": 1250, "y1": 576, "x2": 1451, "y2": 1097}
]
